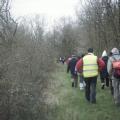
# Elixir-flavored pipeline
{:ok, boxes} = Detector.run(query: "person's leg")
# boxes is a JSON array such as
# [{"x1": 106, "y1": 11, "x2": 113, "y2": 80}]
[
  {"x1": 106, "y1": 77, "x2": 109, "y2": 87},
  {"x1": 109, "y1": 78, "x2": 114, "y2": 95},
  {"x1": 80, "y1": 75, "x2": 84, "y2": 83},
  {"x1": 101, "y1": 77, "x2": 105, "y2": 89},
  {"x1": 71, "y1": 75, "x2": 74, "y2": 87},
  {"x1": 90, "y1": 76, "x2": 97, "y2": 103},
  {"x1": 79, "y1": 75, "x2": 84, "y2": 90},
  {"x1": 74, "y1": 75, "x2": 78, "y2": 88},
  {"x1": 112, "y1": 79, "x2": 120, "y2": 105},
  {"x1": 118, "y1": 81, "x2": 120, "y2": 105},
  {"x1": 84, "y1": 78, "x2": 90, "y2": 102}
]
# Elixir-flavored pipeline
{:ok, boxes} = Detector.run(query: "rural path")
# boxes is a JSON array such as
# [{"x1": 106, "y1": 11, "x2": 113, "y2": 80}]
[{"x1": 46, "y1": 64, "x2": 120, "y2": 120}]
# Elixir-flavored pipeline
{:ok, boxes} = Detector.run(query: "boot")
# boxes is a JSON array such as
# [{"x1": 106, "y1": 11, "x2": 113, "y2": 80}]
[
  {"x1": 72, "y1": 82, "x2": 74, "y2": 87},
  {"x1": 101, "y1": 83, "x2": 105, "y2": 89}
]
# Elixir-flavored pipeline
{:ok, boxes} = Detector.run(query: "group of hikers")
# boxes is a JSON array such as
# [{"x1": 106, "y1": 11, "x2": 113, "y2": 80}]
[{"x1": 66, "y1": 47, "x2": 120, "y2": 106}]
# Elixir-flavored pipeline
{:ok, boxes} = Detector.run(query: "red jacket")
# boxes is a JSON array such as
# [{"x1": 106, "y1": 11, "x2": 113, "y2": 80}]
[{"x1": 76, "y1": 55, "x2": 105, "y2": 73}]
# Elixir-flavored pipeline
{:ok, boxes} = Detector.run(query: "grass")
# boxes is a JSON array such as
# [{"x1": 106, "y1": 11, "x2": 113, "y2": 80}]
[{"x1": 48, "y1": 64, "x2": 120, "y2": 120}]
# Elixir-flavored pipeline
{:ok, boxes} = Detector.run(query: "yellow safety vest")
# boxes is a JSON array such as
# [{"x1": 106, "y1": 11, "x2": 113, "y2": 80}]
[{"x1": 83, "y1": 54, "x2": 98, "y2": 78}]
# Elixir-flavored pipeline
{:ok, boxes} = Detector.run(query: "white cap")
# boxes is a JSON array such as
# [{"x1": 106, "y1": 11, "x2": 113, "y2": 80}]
[
  {"x1": 111, "y1": 48, "x2": 119, "y2": 54},
  {"x1": 102, "y1": 50, "x2": 107, "y2": 57}
]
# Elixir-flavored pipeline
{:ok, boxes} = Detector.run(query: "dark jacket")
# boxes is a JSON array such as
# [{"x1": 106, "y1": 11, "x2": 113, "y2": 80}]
[
  {"x1": 67, "y1": 57, "x2": 78, "y2": 76},
  {"x1": 100, "y1": 56, "x2": 109, "y2": 79}
]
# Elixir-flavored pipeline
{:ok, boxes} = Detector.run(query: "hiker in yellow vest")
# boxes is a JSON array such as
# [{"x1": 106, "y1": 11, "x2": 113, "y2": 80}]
[{"x1": 76, "y1": 48, "x2": 105, "y2": 103}]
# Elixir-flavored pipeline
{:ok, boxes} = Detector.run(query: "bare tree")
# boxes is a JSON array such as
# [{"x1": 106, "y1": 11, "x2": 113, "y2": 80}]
[{"x1": 76, "y1": 0, "x2": 120, "y2": 55}]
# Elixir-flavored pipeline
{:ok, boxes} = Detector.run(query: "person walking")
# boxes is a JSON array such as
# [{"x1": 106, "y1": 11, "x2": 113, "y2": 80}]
[
  {"x1": 76, "y1": 48, "x2": 105, "y2": 103},
  {"x1": 77, "y1": 54, "x2": 85, "y2": 90},
  {"x1": 108, "y1": 51, "x2": 114, "y2": 95},
  {"x1": 107, "y1": 48, "x2": 120, "y2": 106},
  {"x1": 67, "y1": 55, "x2": 78, "y2": 87},
  {"x1": 100, "y1": 50, "x2": 109, "y2": 89}
]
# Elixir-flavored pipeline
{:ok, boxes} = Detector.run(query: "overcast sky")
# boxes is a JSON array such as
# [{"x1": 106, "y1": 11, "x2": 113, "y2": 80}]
[{"x1": 11, "y1": 0, "x2": 78, "y2": 22}]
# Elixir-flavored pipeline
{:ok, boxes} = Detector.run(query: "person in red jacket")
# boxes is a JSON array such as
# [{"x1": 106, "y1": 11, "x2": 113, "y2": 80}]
[{"x1": 75, "y1": 48, "x2": 105, "y2": 104}]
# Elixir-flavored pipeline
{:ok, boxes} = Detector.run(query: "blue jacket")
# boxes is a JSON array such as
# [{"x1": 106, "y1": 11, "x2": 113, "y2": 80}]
[{"x1": 67, "y1": 57, "x2": 78, "y2": 76}]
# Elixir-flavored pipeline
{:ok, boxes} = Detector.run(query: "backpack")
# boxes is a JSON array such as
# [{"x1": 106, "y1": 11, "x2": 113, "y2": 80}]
[{"x1": 112, "y1": 57, "x2": 120, "y2": 79}]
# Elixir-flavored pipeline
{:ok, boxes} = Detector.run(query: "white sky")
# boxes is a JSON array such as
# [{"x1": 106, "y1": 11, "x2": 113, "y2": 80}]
[{"x1": 11, "y1": 0, "x2": 78, "y2": 21}]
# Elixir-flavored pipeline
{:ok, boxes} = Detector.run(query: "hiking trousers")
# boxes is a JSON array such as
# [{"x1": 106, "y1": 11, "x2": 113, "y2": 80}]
[
  {"x1": 71, "y1": 75, "x2": 78, "y2": 87},
  {"x1": 80, "y1": 75, "x2": 84, "y2": 83},
  {"x1": 101, "y1": 77, "x2": 109, "y2": 87},
  {"x1": 112, "y1": 78, "x2": 120, "y2": 105},
  {"x1": 84, "y1": 76, "x2": 97, "y2": 103},
  {"x1": 110, "y1": 78, "x2": 114, "y2": 95}
]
